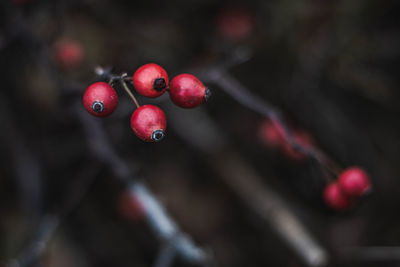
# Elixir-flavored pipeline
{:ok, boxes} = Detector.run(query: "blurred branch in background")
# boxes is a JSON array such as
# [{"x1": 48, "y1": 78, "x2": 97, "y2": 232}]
[
  {"x1": 339, "y1": 246, "x2": 400, "y2": 262},
  {"x1": 166, "y1": 105, "x2": 328, "y2": 267},
  {"x1": 5, "y1": 163, "x2": 100, "y2": 267},
  {"x1": 74, "y1": 102, "x2": 211, "y2": 265},
  {"x1": 1, "y1": 0, "x2": 399, "y2": 266},
  {"x1": 7, "y1": 216, "x2": 59, "y2": 267}
]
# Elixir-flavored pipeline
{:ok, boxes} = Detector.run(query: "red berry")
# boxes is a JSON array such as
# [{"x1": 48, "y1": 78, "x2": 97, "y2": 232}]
[
  {"x1": 338, "y1": 167, "x2": 371, "y2": 197},
  {"x1": 117, "y1": 191, "x2": 146, "y2": 222},
  {"x1": 169, "y1": 74, "x2": 210, "y2": 108},
  {"x1": 130, "y1": 105, "x2": 167, "y2": 142},
  {"x1": 83, "y1": 82, "x2": 118, "y2": 117},
  {"x1": 259, "y1": 121, "x2": 314, "y2": 161},
  {"x1": 53, "y1": 39, "x2": 84, "y2": 68},
  {"x1": 132, "y1": 63, "x2": 169, "y2": 98},
  {"x1": 282, "y1": 130, "x2": 314, "y2": 161},
  {"x1": 259, "y1": 120, "x2": 286, "y2": 149},
  {"x1": 217, "y1": 7, "x2": 254, "y2": 41},
  {"x1": 323, "y1": 183, "x2": 352, "y2": 210}
]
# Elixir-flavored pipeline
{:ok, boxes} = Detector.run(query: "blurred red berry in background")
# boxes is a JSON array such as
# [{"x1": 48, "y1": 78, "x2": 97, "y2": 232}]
[
  {"x1": 259, "y1": 120, "x2": 314, "y2": 162},
  {"x1": 53, "y1": 39, "x2": 85, "y2": 68},
  {"x1": 323, "y1": 183, "x2": 352, "y2": 211},
  {"x1": 117, "y1": 191, "x2": 146, "y2": 222},
  {"x1": 281, "y1": 130, "x2": 314, "y2": 162},
  {"x1": 338, "y1": 167, "x2": 371, "y2": 197},
  {"x1": 259, "y1": 120, "x2": 287, "y2": 149},
  {"x1": 217, "y1": 7, "x2": 255, "y2": 41}
]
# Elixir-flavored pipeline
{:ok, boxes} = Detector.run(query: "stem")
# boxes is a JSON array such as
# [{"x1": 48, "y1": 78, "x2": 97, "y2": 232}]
[
  {"x1": 119, "y1": 76, "x2": 140, "y2": 109},
  {"x1": 153, "y1": 242, "x2": 177, "y2": 267},
  {"x1": 95, "y1": 67, "x2": 140, "y2": 108},
  {"x1": 202, "y1": 67, "x2": 342, "y2": 183},
  {"x1": 165, "y1": 104, "x2": 329, "y2": 267},
  {"x1": 75, "y1": 102, "x2": 209, "y2": 264}
]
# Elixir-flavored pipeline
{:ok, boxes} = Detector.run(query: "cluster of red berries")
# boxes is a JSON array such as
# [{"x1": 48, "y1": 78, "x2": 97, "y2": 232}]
[
  {"x1": 259, "y1": 119, "x2": 314, "y2": 162},
  {"x1": 83, "y1": 63, "x2": 210, "y2": 142},
  {"x1": 259, "y1": 119, "x2": 371, "y2": 211},
  {"x1": 323, "y1": 167, "x2": 371, "y2": 211}
]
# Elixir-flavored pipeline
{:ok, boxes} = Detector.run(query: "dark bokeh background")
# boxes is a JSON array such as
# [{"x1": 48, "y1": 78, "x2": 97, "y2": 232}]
[{"x1": 1, "y1": 0, "x2": 400, "y2": 266}]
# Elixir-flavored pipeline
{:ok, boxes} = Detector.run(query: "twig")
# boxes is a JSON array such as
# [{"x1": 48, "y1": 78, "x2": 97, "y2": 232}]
[
  {"x1": 94, "y1": 67, "x2": 140, "y2": 108},
  {"x1": 199, "y1": 66, "x2": 342, "y2": 177},
  {"x1": 119, "y1": 73, "x2": 140, "y2": 109},
  {"x1": 153, "y1": 241, "x2": 177, "y2": 267},
  {"x1": 213, "y1": 152, "x2": 329, "y2": 267},
  {"x1": 165, "y1": 104, "x2": 329, "y2": 267},
  {"x1": 5, "y1": 164, "x2": 101, "y2": 267},
  {"x1": 73, "y1": 102, "x2": 210, "y2": 264},
  {"x1": 339, "y1": 246, "x2": 400, "y2": 262},
  {"x1": 7, "y1": 216, "x2": 59, "y2": 267},
  {"x1": 18, "y1": 18, "x2": 208, "y2": 262}
]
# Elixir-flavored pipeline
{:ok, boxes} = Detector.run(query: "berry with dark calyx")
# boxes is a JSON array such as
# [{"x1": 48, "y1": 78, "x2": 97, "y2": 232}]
[
  {"x1": 130, "y1": 105, "x2": 167, "y2": 142},
  {"x1": 53, "y1": 39, "x2": 85, "y2": 68},
  {"x1": 132, "y1": 63, "x2": 169, "y2": 98},
  {"x1": 83, "y1": 82, "x2": 118, "y2": 117},
  {"x1": 323, "y1": 182, "x2": 352, "y2": 211},
  {"x1": 338, "y1": 167, "x2": 371, "y2": 197},
  {"x1": 117, "y1": 191, "x2": 146, "y2": 222},
  {"x1": 169, "y1": 74, "x2": 210, "y2": 108}
]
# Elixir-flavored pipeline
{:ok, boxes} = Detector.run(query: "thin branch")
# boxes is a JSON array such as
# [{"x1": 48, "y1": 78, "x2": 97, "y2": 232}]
[
  {"x1": 21, "y1": 22, "x2": 208, "y2": 263},
  {"x1": 153, "y1": 242, "x2": 177, "y2": 267},
  {"x1": 200, "y1": 66, "x2": 342, "y2": 176},
  {"x1": 95, "y1": 67, "x2": 140, "y2": 108},
  {"x1": 73, "y1": 103, "x2": 210, "y2": 264},
  {"x1": 165, "y1": 104, "x2": 329, "y2": 267},
  {"x1": 0, "y1": 95, "x2": 43, "y2": 225},
  {"x1": 213, "y1": 152, "x2": 329, "y2": 267},
  {"x1": 5, "y1": 165, "x2": 101, "y2": 267},
  {"x1": 7, "y1": 216, "x2": 59, "y2": 267},
  {"x1": 119, "y1": 77, "x2": 140, "y2": 109},
  {"x1": 339, "y1": 246, "x2": 400, "y2": 262}
]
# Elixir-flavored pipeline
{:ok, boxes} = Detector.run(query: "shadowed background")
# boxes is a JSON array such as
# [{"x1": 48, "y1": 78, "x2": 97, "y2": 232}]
[{"x1": 0, "y1": 0, "x2": 400, "y2": 266}]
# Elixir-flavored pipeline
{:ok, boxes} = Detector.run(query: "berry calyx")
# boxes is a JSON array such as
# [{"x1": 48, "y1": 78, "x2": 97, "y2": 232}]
[
  {"x1": 83, "y1": 82, "x2": 118, "y2": 117},
  {"x1": 132, "y1": 63, "x2": 169, "y2": 98},
  {"x1": 130, "y1": 105, "x2": 167, "y2": 142},
  {"x1": 117, "y1": 191, "x2": 146, "y2": 222},
  {"x1": 53, "y1": 39, "x2": 85, "y2": 68},
  {"x1": 323, "y1": 182, "x2": 352, "y2": 211},
  {"x1": 338, "y1": 167, "x2": 371, "y2": 197},
  {"x1": 169, "y1": 74, "x2": 210, "y2": 108}
]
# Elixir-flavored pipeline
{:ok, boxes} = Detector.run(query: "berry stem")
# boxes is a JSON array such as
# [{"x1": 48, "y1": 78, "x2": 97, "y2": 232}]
[
  {"x1": 94, "y1": 67, "x2": 140, "y2": 109},
  {"x1": 119, "y1": 76, "x2": 140, "y2": 109},
  {"x1": 203, "y1": 67, "x2": 342, "y2": 178},
  {"x1": 321, "y1": 156, "x2": 343, "y2": 177}
]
